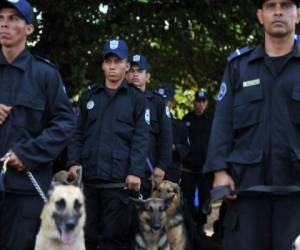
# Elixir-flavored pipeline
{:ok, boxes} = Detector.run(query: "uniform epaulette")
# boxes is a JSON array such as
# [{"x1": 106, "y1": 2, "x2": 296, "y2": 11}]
[
  {"x1": 227, "y1": 47, "x2": 253, "y2": 62},
  {"x1": 81, "y1": 83, "x2": 98, "y2": 96},
  {"x1": 34, "y1": 55, "x2": 57, "y2": 68}
]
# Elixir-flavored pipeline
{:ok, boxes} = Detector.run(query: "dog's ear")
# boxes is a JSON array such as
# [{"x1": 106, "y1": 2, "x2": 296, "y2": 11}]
[
  {"x1": 129, "y1": 197, "x2": 145, "y2": 210},
  {"x1": 164, "y1": 194, "x2": 174, "y2": 209},
  {"x1": 47, "y1": 181, "x2": 59, "y2": 199}
]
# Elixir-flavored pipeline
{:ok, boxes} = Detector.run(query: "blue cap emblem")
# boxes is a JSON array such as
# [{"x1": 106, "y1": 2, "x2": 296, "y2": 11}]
[
  {"x1": 110, "y1": 40, "x2": 119, "y2": 50},
  {"x1": 133, "y1": 55, "x2": 141, "y2": 62}
]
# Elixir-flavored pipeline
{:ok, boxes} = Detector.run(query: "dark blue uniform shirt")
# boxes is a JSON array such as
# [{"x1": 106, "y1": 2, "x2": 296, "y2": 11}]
[
  {"x1": 204, "y1": 43, "x2": 300, "y2": 189},
  {"x1": 67, "y1": 81, "x2": 149, "y2": 182},
  {"x1": 183, "y1": 111, "x2": 212, "y2": 172},
  {"x1": 0, "y1": 49, "x2": 76, "y2": 193},
  {"x1": 146, "y1": 91, "x2": 172, "y2": 172}
]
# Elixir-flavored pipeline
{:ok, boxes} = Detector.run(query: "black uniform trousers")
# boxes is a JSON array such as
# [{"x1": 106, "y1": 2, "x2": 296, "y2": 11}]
[
  {"x1": 0, "y1": 193, "x2": 43, "y2": 250},
  {"x1": 84, "y1": 185, "x2": 133, "y2": 250},
  {"x1": 181, "y1": 171, "x2": 211, "y2": 226},
  {"x1": 223, "y1": 194, "x2": 300, "y2": 250}
]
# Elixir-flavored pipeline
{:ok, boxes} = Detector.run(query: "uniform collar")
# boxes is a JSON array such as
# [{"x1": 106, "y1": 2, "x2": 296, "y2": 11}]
[
  {"x1": 248, "y1": 42, "x2": 300, "y2": 62},
  {"x1": 96, "y1": 80, "x2": 129, "y2": 92},
  {"x1": 0, "y1": 49, "x2": 31, "y2": 71},
  {"x1": 146, "y1": 90, "x2": 153, "y2": 98}
]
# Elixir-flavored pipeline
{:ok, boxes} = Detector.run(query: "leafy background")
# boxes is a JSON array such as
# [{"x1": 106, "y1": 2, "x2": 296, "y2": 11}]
[{"x1": 28, "y1": 0, "x2": 270, "y2": 117}]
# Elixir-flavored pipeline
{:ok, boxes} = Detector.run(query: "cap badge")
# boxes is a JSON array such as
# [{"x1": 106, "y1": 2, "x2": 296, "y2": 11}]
[
  {"x1": 133, "y1": 55, "x2": 141, "y2": 62},
  {"x1": 110, "y1": 40, "x2": 119, "y2": 50}
]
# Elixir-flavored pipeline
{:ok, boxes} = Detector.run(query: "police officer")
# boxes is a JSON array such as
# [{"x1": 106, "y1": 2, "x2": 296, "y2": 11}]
[
  {"x1": 67, "y1": 40, "x2": 149, "y2": 250},
  {"x1": 158, "y1": 86, "x2": 189, "y2": 183},
  {"x1": 182, "y1": 90, "x2": 212, "y2": 232},
  {"x1": 0, "y1": 0, "x2": 76, "y2": 249},
  {"x1": 204, "y1": 0, "x2": 300, "y2": 249},
  {"x1": 126, "y1": 55, "x2": 172, "y2": 197}
]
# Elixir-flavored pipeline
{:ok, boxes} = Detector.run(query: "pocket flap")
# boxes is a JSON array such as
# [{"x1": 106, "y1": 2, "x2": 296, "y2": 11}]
[
  {"x1": 227, "y1": 149, "x2": 263, "y2": 164},
  {"x1": 233, "y1": 86, "x2": 263, "y2": 107},
  {"x1": 15, "y1": 95, "x2": 45, "y2": 111},
  {"x1": 113, "y1": 150, "x2": 128, "y2": 160}
]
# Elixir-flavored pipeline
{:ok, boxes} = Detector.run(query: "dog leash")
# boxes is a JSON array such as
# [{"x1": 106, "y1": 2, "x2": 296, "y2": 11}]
[
  {"x1": 203, "y1": 185, "x2": 300, "y2": 215},
  {"x1": 1, "y1": 153, "x2": 48, "y2": 203}
]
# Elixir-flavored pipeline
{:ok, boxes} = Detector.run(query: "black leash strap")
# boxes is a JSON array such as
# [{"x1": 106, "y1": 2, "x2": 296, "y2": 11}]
[
  {"x1": 85, "y1": 182, "x2": 126, "y2": 189},
  {"x1": 203, "y1": 185, "x2": 300, "y2": 215}
]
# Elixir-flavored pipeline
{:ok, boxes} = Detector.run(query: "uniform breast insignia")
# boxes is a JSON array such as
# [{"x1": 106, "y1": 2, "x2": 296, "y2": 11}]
[
  {"x1": 243, "y1": 79, "x2": 260, "y2": 88},
  {"x1": 145, "y1": 109, "x2": 150, "y2": 125},
  {"x1": 86, "y1": 100, "x2": 95, "y2": 110},
  {"x1": 217, "y1": 82, "x2": 227, "y2": 101}
]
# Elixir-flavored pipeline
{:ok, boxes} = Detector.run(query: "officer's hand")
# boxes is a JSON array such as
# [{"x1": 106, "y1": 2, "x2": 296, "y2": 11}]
[
  {"x1": 153, "y1": 167, "x2": 165, "y2": 183},
  {"x1": 126, "y1": 175, "x2": 141, "y2": 192},
  {"x1": 0, "y1": 104, "x2": 11, "y2": 125},
  {"x1": 8, "y1": 151, "x2": 25, "y2": 172},
  {"x1": 68, "y1": 165, "x2": 81, "y2": 180},
  {"x1": 213, "y1": 170, "x2": 237, "y2": 200}
]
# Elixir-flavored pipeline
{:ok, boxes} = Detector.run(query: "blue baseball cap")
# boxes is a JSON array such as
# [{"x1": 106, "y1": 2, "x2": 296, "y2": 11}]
[
  {"x1": 0, "y1": 0, "x2": 33, "y2": 24},
  {"x1": 195, "y1": 90, "x2": 209, "y2": 101},
  {"x1": 130, "y1": 54, "x2": 150, "y2": 70},
  {"x1": 103, "y1": 39, "x2": 128, "y2": 59},
  {"x1": 157, "y1": 86, "x2": 174, "y2": 101}
]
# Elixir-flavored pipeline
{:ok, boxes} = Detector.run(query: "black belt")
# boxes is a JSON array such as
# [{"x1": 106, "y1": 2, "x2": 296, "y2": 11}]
[
  {"x1": 85, "y1": 182, "x2": 126, "y2": 189},
  {"x1": 203, "y1": 185, "x2": 300, "y2": 215}
]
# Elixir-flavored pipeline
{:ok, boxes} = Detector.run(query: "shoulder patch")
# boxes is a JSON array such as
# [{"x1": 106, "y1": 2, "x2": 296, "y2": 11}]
[
  {"x1": 227, "y1": 47, "x2": 253, "y2": 62},
  {"x1": 34, "y1": 55, "x2": 57, "y2": 68}
]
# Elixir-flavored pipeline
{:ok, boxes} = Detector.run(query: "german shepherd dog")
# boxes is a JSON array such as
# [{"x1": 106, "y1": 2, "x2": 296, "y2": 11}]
[
  {"x1": 35, "y1": 184, "x2": 86, "y2": 250},
  {"x1": 152, "y1": 180, "x2": 187, "y2": 250},
  {"x1": 131, "y1": 197, "x2": 173, "y2": 250}
]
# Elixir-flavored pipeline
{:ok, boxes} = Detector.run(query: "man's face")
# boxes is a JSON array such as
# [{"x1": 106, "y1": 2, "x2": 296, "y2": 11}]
[
  {"x1": 0, "y1": 8, "x2": 33, "y2": 48},
  {"x1": 257, "y1": 0, "x2": 300, "y2": 38},
  {"x1": 127, "y1": 64, "x2": 150, "y2": 90},
  {"x1": 102, "y1": 55, "x2": 130, "y2": 83},
  {"x1": 195, "y1": 99, "x2": 208, "y2": 114}
]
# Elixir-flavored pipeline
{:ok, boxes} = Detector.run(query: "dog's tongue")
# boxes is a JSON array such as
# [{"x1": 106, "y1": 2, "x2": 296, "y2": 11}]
[{"x1": 60, "y1": 231, "x2": 75, "y2": 245}]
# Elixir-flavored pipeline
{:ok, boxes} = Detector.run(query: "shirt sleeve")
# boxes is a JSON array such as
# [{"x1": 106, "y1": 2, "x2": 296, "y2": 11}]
[
  {"x1": 203, "y1": 64, "x2": 234, "y2": 174},
  {"x1": 12, "y1": 69, "x2": 76, "y2": 170},
  {"x1": 128, "y1": 93, "x2": 149, "y2": 178},
  {"x1": 156, "y1": 99, "x2": 173, "y2": 171}
]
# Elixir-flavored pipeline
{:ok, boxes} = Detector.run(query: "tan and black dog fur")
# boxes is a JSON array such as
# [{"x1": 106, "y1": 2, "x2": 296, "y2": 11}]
[
  {"x1": 131, "y1": 197, "x2": 173, "y2": 250},
  {"x1": 152, "y1": 180, "x2": 187, "y2": 250},
  {"x1": 35, "y1": 185, "x2": 86, "y2": 250}
]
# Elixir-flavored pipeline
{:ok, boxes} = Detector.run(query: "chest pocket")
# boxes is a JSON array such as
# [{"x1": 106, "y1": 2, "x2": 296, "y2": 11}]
[
  {"x1": 290, "y1": 87, "x2": 300, "y2": 124},
  {"x1": 233, "y1": 86, "x2": 263, "y2": 129},
  {"x1": 115, "y1": 111, "x2": 135, "y2": 141},
  {"x1": 13, "y1": 95, "x2": 45, "y2": 132}
]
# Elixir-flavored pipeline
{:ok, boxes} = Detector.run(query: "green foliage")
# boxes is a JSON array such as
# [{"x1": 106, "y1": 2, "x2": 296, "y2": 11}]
[{"x1": 28, "y1": 0, "x2": 263, "y2": 113}]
